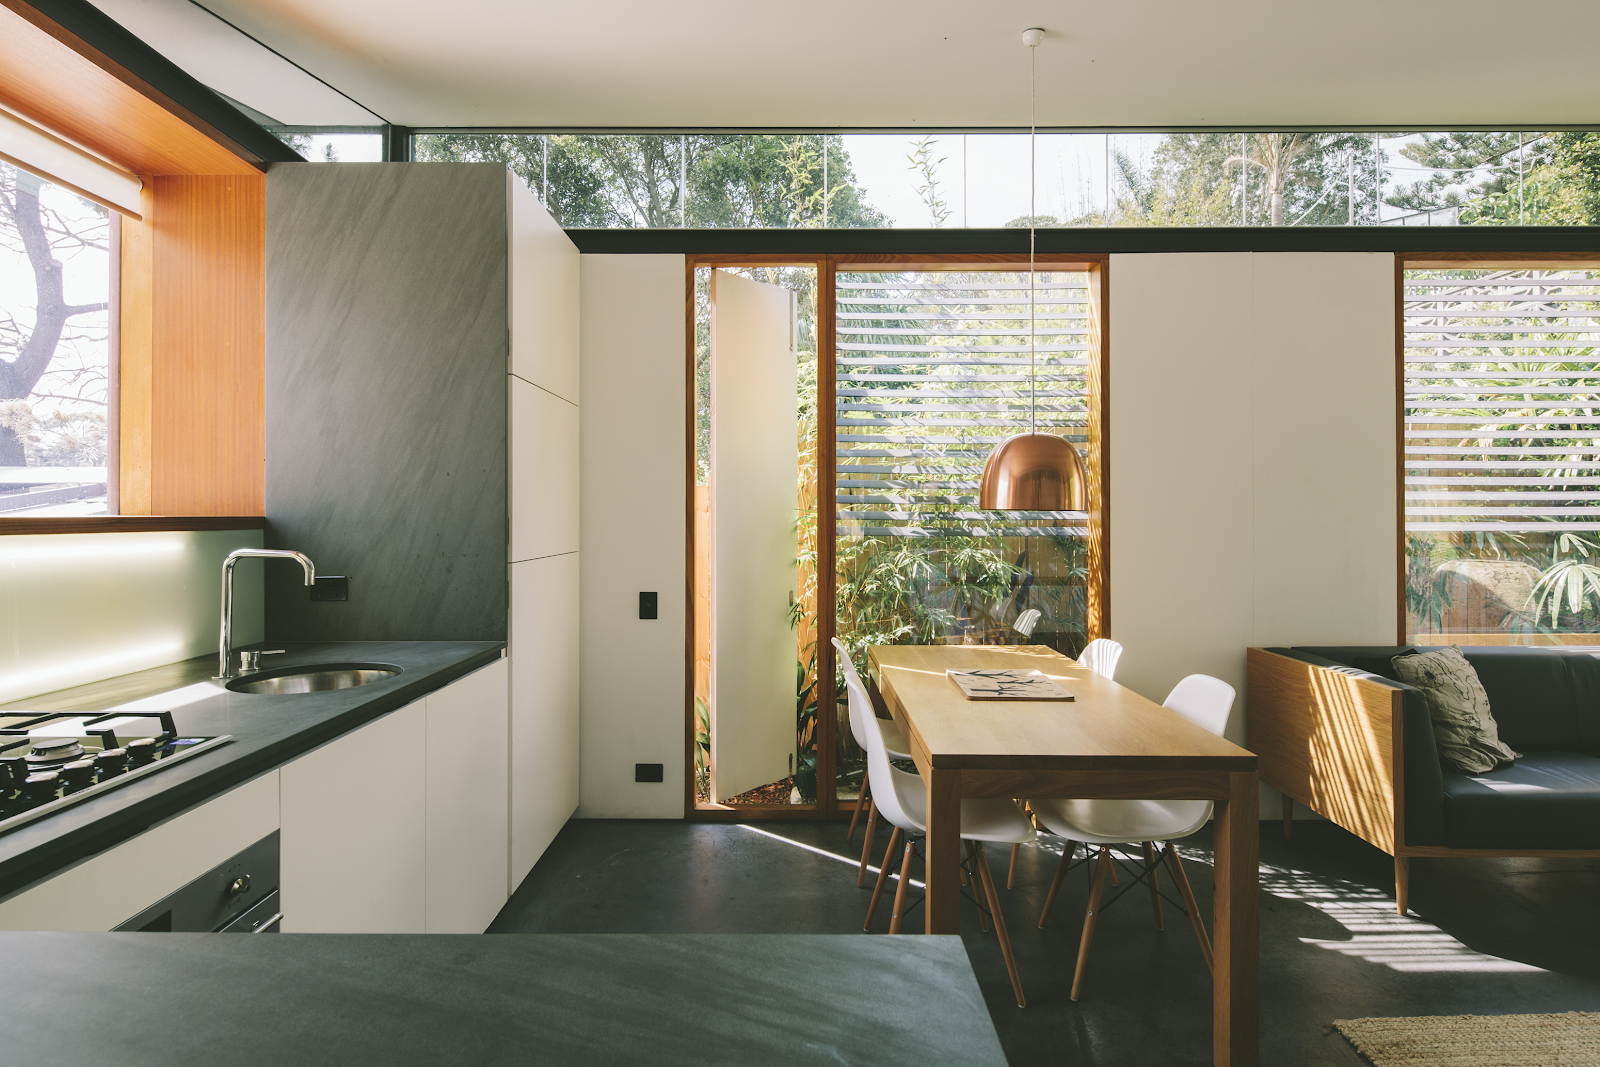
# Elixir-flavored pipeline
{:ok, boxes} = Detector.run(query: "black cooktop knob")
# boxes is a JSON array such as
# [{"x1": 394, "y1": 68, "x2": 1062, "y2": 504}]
[
  {"x1": 59, "y1": 759, "x2": 97, "y2": 791},
  {"x1": 22, "y1": 771, "x2": 60, "y2": 803},
  {"x1": 95, "y1": 749, "x2": 127, "y2": 777},
  {"x1": 126, "y1": 738, "x2": 161, "y2": 765}
]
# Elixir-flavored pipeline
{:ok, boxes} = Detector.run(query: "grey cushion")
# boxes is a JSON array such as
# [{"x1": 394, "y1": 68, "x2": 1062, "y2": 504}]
[
  {"x1": 1441, "y1": 751, "x2": 1600, "y2": 849},
  {"x1": 1392, "y1": 647, "x2": 1521, "y2": 774}
]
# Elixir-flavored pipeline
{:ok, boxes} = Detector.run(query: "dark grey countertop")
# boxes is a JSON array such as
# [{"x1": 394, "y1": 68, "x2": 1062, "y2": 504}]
[
  {"x1": 2, "y1": 932, "x2": 1007, "y2": 1067},
  {"x1": 0, "y1": 641, "x2": 503, "y2": 898}
]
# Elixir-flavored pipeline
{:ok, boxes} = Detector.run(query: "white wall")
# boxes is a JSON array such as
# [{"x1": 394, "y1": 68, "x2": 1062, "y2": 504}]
[
  {"x1": 1108, "y1": 252, "x2": 1397, "y2": 815},
  {"x1": 508, "y1": 177, "x2": 582, "y2": 882},
  {"x1": 577, "y1": 253, "x2": 686, "y2": 818},
  {"x1": 0, "y1": 528, "x2": 264, "y2": 703}
]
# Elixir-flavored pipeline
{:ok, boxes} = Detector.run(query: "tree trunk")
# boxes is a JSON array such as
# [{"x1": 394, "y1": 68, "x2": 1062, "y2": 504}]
[{"x1": 0, "y1": 171, "x2": 106, "y2": 465}]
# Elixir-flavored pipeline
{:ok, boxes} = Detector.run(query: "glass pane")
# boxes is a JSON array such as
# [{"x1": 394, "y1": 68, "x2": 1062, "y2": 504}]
[
  {"x1": 0, "y1": 163, "x2": 113, "y2": 515},
  {"x1": 411, "y1": 129, "x2": 1600, "y2": 228},
  {"x1": 833, "y1": 268, "x2": 1092, "y2": 801},
  {"x1": 1404, "y1": 267, "x2": 1600, "y2": 644},
  {"x1": 270, "y1": 127, "x2": 384, "y2": 163}
]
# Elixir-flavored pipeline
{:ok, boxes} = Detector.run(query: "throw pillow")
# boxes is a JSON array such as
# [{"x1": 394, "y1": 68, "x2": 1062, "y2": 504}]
[{"x1": 1391, "y1": 646, "x2": 1521, "y2": 774}]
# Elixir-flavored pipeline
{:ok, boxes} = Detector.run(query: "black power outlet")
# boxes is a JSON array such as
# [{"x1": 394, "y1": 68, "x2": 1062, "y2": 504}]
[
  {"x1": 635, "y1": 763, "x2": 664, "y2": 783},
  {"x1": 639, "y1": 591, "x2": 657, "y2": 619},
  {"x1": 310, "y1": 576, "x2": 349, "y2": 602}
]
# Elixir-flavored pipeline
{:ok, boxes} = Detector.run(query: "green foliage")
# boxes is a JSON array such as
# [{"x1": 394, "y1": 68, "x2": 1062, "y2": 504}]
[
  {"x1": 907, "y1": 136, "x2": 950, "y2": 227},
  {"x1": 693, "y1": 696, "x2": 711, "y2": 802},
  {"x1": 416, "y1": 133, "x2": 885, "y2": 230},
  {"x1": 1527, "y1": 535, "x2": 1600, "y2": 627}
]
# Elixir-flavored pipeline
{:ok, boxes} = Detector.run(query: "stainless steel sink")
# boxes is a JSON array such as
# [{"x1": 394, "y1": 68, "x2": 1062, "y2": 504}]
[{"x1": 225, "y1": 663, "x2": 402, "y2": 695}]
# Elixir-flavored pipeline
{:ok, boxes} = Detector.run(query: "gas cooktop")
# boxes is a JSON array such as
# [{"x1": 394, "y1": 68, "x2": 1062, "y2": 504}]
[{"x1": 0, "y1": 710, "x2": 231, "y2": 837}]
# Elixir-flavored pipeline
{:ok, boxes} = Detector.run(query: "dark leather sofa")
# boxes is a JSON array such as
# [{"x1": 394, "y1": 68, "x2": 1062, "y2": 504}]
[{"x1": 1246, "y1": 644, "x2": 1600, "y2": 913}]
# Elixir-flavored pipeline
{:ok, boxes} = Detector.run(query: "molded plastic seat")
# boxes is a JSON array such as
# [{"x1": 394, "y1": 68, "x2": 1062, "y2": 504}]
[
  {"x1": 1077, "y1": 637, "x2": 1124, "y2": 681},
  {"x1": 833, "y1": 638, "x2": 912, "y2": 760},
  {"x1": 851, "y1": 673, "x2": 1033, "y2": 1005},
  {"x1": 1030, "y1": 673, "x2": 1236, "y2": 1001}
]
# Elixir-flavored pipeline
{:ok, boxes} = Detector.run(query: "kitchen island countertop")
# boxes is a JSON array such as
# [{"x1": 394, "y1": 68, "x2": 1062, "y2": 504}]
[{"x1": 1, "y1": 931, "x2": 1008, "y2": 1067}]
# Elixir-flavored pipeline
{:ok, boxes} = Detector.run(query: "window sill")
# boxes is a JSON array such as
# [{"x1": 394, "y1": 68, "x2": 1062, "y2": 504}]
[{"x1": 0, "y1": 516, "x2": 266, "y2": 535}]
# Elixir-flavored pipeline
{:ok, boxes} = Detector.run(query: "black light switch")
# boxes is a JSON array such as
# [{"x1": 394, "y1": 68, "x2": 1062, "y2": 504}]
[
  {"x1": 635, "y1": 763, "x2": 664, "y2": 783},
  {"x1": 639, "y1": 591, "x2": 657, "y2": 619},
  {"x1": 310, "y1": 576, "x2": 349, "y2": 602}
]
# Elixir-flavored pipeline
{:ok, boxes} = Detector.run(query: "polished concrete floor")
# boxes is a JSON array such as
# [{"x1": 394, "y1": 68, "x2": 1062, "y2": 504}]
[{"x1": 489, "y1": 817, "x2": 1600, "y2": 1066}]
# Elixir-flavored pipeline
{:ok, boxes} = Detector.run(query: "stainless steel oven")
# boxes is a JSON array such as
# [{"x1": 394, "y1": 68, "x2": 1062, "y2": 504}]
[{"x1": 115, "y1": 830, "x2": 280, "y2": 933}]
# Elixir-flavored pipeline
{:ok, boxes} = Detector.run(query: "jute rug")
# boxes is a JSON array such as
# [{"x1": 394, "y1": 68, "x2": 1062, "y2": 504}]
[{"x1": 1333, "y1": 1013, "x2": 1600, "y2": 1066}]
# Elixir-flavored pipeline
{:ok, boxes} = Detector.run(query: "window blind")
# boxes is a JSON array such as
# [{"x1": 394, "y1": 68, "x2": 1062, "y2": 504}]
[
  {"x1": 834, "y1": 270, "x2": 1089, "y2": 538},
  {"x1": 1404, "y1": 269, "x2": 1600, "y2": 533}
]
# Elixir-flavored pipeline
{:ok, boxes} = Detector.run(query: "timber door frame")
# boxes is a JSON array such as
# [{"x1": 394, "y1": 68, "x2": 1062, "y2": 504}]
[
  {"x1": 685, "y1": 256, "x2": 833, "y2": 821},
  {"x1": 685, "y1": 253, "x2": 1111, "y2": 820}
]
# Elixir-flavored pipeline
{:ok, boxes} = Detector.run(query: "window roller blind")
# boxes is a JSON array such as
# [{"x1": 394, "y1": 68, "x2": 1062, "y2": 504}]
[
  {"x1": 0, "y1": 106, "x2": 143, "y2": 220},
  {"x1": 1404, "y1": 270, "x2": 1600, "y2": 533}
]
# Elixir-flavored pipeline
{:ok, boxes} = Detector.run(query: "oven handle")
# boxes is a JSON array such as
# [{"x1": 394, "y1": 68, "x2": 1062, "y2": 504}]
[{"x1": 252, "y1": 912, "x2": 284, "y2": 933}]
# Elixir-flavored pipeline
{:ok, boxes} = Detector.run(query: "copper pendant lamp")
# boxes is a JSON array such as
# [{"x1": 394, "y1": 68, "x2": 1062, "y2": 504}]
[{"x1": 977, "y1": 27, "x2": 1088, "y2": 513}]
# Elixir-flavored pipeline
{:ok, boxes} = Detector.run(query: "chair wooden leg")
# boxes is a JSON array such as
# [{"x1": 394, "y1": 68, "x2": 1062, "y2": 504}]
[
  {"x1": 1142, "y1": 841, "x2": 1164, "y2": 930},
  {"x1": 1071, "y1": 847, "x2": 1113, "y2": 1002},
  {"x1": 1282, "y1": 793, "x2": 1293, "y2": 840},
  {"x1": 1164, "y1": 844, "x2": 1213, "y2": 974},
  {"x1": 964, "y1": 841, "x2": 990, "y2": 931},
  {"x1": 848, "y1": 778, "x2": 871, "y2": 843},
  {"x1": 864, "y1": 826, "x2": 902, "y2": 930},
  {"x1": 1037, "y1": 840, "x2": 1077, "y2": 928},
  {"x1": 1109, "y1": 859, "x2": 1120, "y2": 887},
  {"x1": 975, "y1": 842, "x2": 1026, "y2": 1008},
  {"x1": 856, "y1": 801, "x2": 878, "y2": 887},
  {"x1": 889, "y1": 836, "x2": 916, "y2": 934},
  {"x1": 1007, "y1": 842, "x2": 1020, "y2": 889},
  {"x1": 1395, "y1": 854, "x2": 1410, "y2": 916}
]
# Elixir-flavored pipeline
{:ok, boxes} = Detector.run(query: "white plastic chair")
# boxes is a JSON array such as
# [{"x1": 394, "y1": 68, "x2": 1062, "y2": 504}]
[
  {"x1": 832, "y1": 638, "x2": 915, "y2": 888},
  {"x1": 1005, "y1": 636, "x2": 1126, "y2": 888},
  {"x1": 1012, "y1": 608, "x2": 1042, "y2": 638},
  {"x1": 1029, "y1": 673, "x2": 1236, "y2": 1001},
  {"x1": 850, "y1": 674, "x2": 1035, "y2": 1006},
  {"x1": 1078, "y1": 637, "x2": 1124, "y2": 681}
]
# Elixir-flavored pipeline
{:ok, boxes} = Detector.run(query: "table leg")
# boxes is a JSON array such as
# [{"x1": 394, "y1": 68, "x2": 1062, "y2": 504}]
[
  {"x1": 923, "y1": 766, "x2": 962, "y2": 934},
  {"x1": 1212, "y1": 770, "x2": 1259, "y2": 1067}
]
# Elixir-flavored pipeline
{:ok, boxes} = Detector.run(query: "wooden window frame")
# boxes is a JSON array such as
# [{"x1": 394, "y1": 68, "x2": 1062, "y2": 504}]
[
  {"x1": 0, "y1": 0, "x2": 273, "y2": 534},
  {"x1": 1395, "y1": 251, "x2": 1600, "y2": 643},
  {"x1": 685, "y1": 253, "x2": 1111, "y2": 820}
]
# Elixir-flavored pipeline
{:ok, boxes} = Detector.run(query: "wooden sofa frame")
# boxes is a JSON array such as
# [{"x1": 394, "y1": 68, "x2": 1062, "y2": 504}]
[{"x1": 1246, "y1": 647, "x2": 1600, "y2": 914}]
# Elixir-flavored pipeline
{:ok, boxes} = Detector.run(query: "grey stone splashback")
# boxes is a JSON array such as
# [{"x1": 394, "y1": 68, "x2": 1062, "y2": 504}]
[{"x1": 265, "y1": 163, "x2": 507, "y2": 641}]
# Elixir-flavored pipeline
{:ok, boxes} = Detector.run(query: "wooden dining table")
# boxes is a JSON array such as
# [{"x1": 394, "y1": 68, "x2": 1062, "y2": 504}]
[{"x1": 867, "y1": 643, "x2": 1260, "y2": 1067}]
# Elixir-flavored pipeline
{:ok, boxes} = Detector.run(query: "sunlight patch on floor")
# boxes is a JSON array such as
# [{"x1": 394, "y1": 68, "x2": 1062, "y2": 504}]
[{"x1": 736, "y1": 824, "x2": 926, "y2": 888}]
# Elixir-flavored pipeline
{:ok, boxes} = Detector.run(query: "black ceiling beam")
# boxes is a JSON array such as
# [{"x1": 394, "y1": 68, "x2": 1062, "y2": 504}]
[
  {"x1": 564, "y1": 226, "x2": 1600, "y2": 256},
  {"x1": 5, "y1": 0, "x2": 303, "y2": 167}
]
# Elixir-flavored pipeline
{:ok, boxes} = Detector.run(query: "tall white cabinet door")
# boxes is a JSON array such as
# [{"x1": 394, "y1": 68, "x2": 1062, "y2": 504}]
[
  {"x1": 709, "y1": 269, "x2": 798, "y2": 801},
  {"x1": 425, "y1": 659, "x2": 510, "y2": 932},
  {"x1": 510, "y1": 552, "x2": 579, "y2": 886},
  {"x1": 280, "y1": 702, "x2": 427, "y2": 933}
]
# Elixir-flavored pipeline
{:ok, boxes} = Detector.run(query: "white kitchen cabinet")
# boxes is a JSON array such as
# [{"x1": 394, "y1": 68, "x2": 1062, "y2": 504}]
[
  {"x1": 0, "y1": 770, "x2": 279, "y2": 931},
  {"x1": 508, "y1": 177, "x2": 581, "y2": 887},
  {"x1": 280, "y1": 700, "x2": 427, "y2": 933},
  {"x1": 424, "y1": 658, "x2": 509, "y2": 933},
  {"x1": 510, "y1": 554, "x2": 579, "y2": 886}
]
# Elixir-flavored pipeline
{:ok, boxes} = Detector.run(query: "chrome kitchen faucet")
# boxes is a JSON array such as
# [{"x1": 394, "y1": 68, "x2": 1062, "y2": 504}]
[{"x1": 217, "y1": 549, "x2": 316, "y2": 679}]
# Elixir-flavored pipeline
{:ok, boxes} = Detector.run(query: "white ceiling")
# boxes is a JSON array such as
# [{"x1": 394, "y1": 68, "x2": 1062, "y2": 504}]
[
  {"x1": 91, "y1": 0, "x2": 382, "y2": 125},
  {"x1": 107, "y1": 0, "x2": 1600, "y2": 129}
]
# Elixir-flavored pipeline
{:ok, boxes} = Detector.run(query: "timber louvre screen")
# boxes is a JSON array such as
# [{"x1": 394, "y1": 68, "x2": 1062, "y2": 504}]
[
  {"x1": 1404, "y1": 269, "x2": 1600, "y2": 535},
  {"x1": 834, "y1": 270, "x2": 1090, "y2": 538}
]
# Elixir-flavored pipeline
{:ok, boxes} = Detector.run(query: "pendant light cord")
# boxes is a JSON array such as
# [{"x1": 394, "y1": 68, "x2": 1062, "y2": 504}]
[{"x1": 1029, "y1": 37, "x2": 1037, "y2": 435}]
